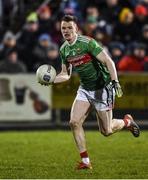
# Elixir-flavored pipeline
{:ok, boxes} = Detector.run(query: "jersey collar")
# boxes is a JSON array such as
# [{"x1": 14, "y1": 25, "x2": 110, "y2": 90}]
[{"x1": 66, "y1": 34, "x2": 78, "y2": 46}]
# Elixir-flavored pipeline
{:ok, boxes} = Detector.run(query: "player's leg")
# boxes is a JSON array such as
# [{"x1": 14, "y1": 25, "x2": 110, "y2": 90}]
[
  {"x1": 70, "y1": 99, "x2": 90, "y2": 152},
  {"x1": 94, "y1": 85, "x2": 140, "y2": 137},
  {"x1": 96, "y1": 110, "x2": 125, "y2": 136},
  {"x1": 96, "y1": 110, "x2": 140, "y2": 137},
  {"x1": 110, "y1": 110, "x2": 125, "y2": 132},
  {"x1": 70, "y1": 99, "x2": 92, "y2": 169}
]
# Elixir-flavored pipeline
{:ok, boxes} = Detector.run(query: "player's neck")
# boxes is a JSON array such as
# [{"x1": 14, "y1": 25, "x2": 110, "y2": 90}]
[{"x1": 67, "y1": 34, "x2": 78, "y2": 46}]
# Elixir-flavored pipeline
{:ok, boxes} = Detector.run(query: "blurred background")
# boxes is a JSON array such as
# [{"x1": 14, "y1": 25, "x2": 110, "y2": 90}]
[{"x1": 0, "y1": 0, "x2": 147, "y2": 130}]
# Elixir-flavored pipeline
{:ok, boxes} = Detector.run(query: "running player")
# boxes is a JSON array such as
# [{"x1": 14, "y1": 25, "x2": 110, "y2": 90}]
[{"x1": 44, "y1": 15, "x2": 140, "y2": 169}]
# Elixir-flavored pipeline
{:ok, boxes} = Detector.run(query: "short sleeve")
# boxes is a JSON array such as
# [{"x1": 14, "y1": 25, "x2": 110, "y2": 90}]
[{"x1": 88, "y1": 39, "x2": 103, "y2": 57}]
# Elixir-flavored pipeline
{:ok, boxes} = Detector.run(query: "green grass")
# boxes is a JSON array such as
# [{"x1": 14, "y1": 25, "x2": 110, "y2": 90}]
[{"x1": 0, "y1": 130, "x2": 147, "y2": 179}]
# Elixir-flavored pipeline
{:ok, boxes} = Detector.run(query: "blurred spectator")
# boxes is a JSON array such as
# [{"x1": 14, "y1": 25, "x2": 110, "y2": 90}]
[
  {"x1": 134, "y1": 4, "x2": 148, "y2": 33},
  {"x1": 0, "y1": 1, "x2": 147, "y2": 73},
  {"x1": 144, "y1": 57, "x2": 148, "y2": 71},
  {"x1": 125, "y1": 0, "x2": 140, "y2": 7},
  {"x1": 117, "y1": 42, "x2": 147, "y2": 71},
  {"x1": 85, "y1": 6, "x2": 100, "y2": 19},
  {"x1": 60, "y1": 0, "x2": 82, "y2": 21},
  {"x1": 108, "y1": 41, "x2": 125, "y2": 66},
  {"x1": 140, "y1": 0, "x2": 148, "y2": 7},
  {"x1": 113, "y1": 8, "x2": 138, "y2": 44},
  {"x1": 47, "y1": 44, "x2": 61, "y2": 73},
  {"x1": 85, "y1": 6, "x2": 108, "y2": 27},
  {"x1": 83, "y1": 6, "x2": 110, "y2": 38},
  {"x1": 17, "y1": 12, "x2": 39, "y2": 71},
  {"x1": 138, "y1": 24, "x2": 148, "y2": 54},
  {"x1": 2, "y1": 0, "x2": 18, "y2": 28},
  {"x1": 32, "y1": 34, "x2": 60, "y2": 72},
  {"x1": 83, "y1": 16, "x2": 98, "y2": 37},
  {"x1": 93, "y1": 21, "x2": 113, "y2": 46},
  {"x1": 50, "y1": 20, "x2": 64, "y2": 45},
  {"x1": 102, "y1": 0, "x2": 122, "y2": 24},
  {"x1": 135, "y1": 4, "x2": 147, "y2": 17},
  {"x1": 0, "y1": 31, "x2": 17, "y2": 59},
  {"x1": 37, "y1": 5, "x2": 53, "y2": 35},
  {"x1": 0, "y1": 48, "x2": 27, "y2": 73}
]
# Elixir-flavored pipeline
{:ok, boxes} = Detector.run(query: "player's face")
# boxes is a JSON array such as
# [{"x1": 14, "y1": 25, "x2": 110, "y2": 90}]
[{"x1": 61, "y1": 21, "x2": 78, "y2": 43}]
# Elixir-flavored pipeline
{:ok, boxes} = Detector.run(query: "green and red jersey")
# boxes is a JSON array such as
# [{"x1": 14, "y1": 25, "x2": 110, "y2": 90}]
[{"x1": 60, "y1": 34, "x2": 111, "y2": 90}]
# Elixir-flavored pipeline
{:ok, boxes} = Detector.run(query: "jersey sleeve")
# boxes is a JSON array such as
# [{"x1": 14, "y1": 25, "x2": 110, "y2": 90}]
[{"x1": 88, "y1": 39, "x2": 103, "y2": 57}]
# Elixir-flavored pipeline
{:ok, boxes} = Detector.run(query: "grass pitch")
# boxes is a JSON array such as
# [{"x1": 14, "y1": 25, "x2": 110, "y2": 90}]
[{"x1": 0, "y1": 130, "x2": 147, "y2": 179}]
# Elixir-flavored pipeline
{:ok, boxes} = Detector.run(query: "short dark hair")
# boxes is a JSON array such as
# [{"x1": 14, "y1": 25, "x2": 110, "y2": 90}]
[{"x1": 62, "y1": 15, "x2": 77, "y2": 23}]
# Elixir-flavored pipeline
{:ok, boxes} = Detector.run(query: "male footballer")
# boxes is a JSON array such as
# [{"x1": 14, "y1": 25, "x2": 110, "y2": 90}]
[{"x1": 48, "y1": 15, "x2": 140, "y2": 169}]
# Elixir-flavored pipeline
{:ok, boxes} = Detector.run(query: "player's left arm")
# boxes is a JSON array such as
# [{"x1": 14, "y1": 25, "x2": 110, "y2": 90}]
[
  {"x1": 88, "y1": 39, "x2": 123, "y2": 97},
  {"x1": 96, "y1": 50, "x2": 123, "y2": 97},
  {"x1": 96, "y1": 50, "x2": 118, "y2": 81}
]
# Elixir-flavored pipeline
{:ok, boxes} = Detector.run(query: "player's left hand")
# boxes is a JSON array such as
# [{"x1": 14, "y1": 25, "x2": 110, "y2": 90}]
[
  {"x1": 112, "y1": 80, "x2": 123, "y2": 98},
  {"x1": 106, "y1": 80, "x2": 123, "y2": 98}
]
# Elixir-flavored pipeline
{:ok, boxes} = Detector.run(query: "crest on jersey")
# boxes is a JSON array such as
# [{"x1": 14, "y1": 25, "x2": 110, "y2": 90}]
[{"x1": 77, "y1": 48, "x2": 81, "y2": 54}]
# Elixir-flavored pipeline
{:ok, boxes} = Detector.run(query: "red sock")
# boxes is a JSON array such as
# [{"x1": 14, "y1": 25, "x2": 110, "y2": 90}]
[
  {"x1": 80, "y1": 151, "x2": 88, "y2": 158},
  {"x1": 80, "y1": 151, "x2": 90, "y2": 164}
]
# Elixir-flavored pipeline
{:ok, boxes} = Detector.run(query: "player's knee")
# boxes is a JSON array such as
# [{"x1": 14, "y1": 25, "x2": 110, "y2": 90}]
[
  {"x1": 69, "y1": 119, "x2": 81, "y2": 129},
  {"x1": 101, "y1": 130, "x2": 112, "y2": 137}
]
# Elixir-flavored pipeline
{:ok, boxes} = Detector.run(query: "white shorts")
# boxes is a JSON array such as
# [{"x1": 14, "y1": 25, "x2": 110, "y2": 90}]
[{"x1": 75, "y1": 86, "x2": 115, "y2": 111}]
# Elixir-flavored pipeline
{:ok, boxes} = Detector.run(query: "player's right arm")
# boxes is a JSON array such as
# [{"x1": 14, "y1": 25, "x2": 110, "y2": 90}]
[
  {"x1": 54, "y1": 44, "x2": 72, "y2": 84},
  {"x1": 54, "y1": 63, "x2": 72, "y2": 84}
]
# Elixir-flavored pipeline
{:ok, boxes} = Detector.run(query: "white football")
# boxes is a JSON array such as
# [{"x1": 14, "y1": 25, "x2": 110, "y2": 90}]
[{"x1": 36, "y1": 64, "x2": 56, "y2": 85}]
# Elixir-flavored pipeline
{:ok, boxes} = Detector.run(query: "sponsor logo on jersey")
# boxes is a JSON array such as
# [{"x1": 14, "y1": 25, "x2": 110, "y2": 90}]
[{"x1": 67, "y1": 54, "x2": 92, "y2": 67}]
